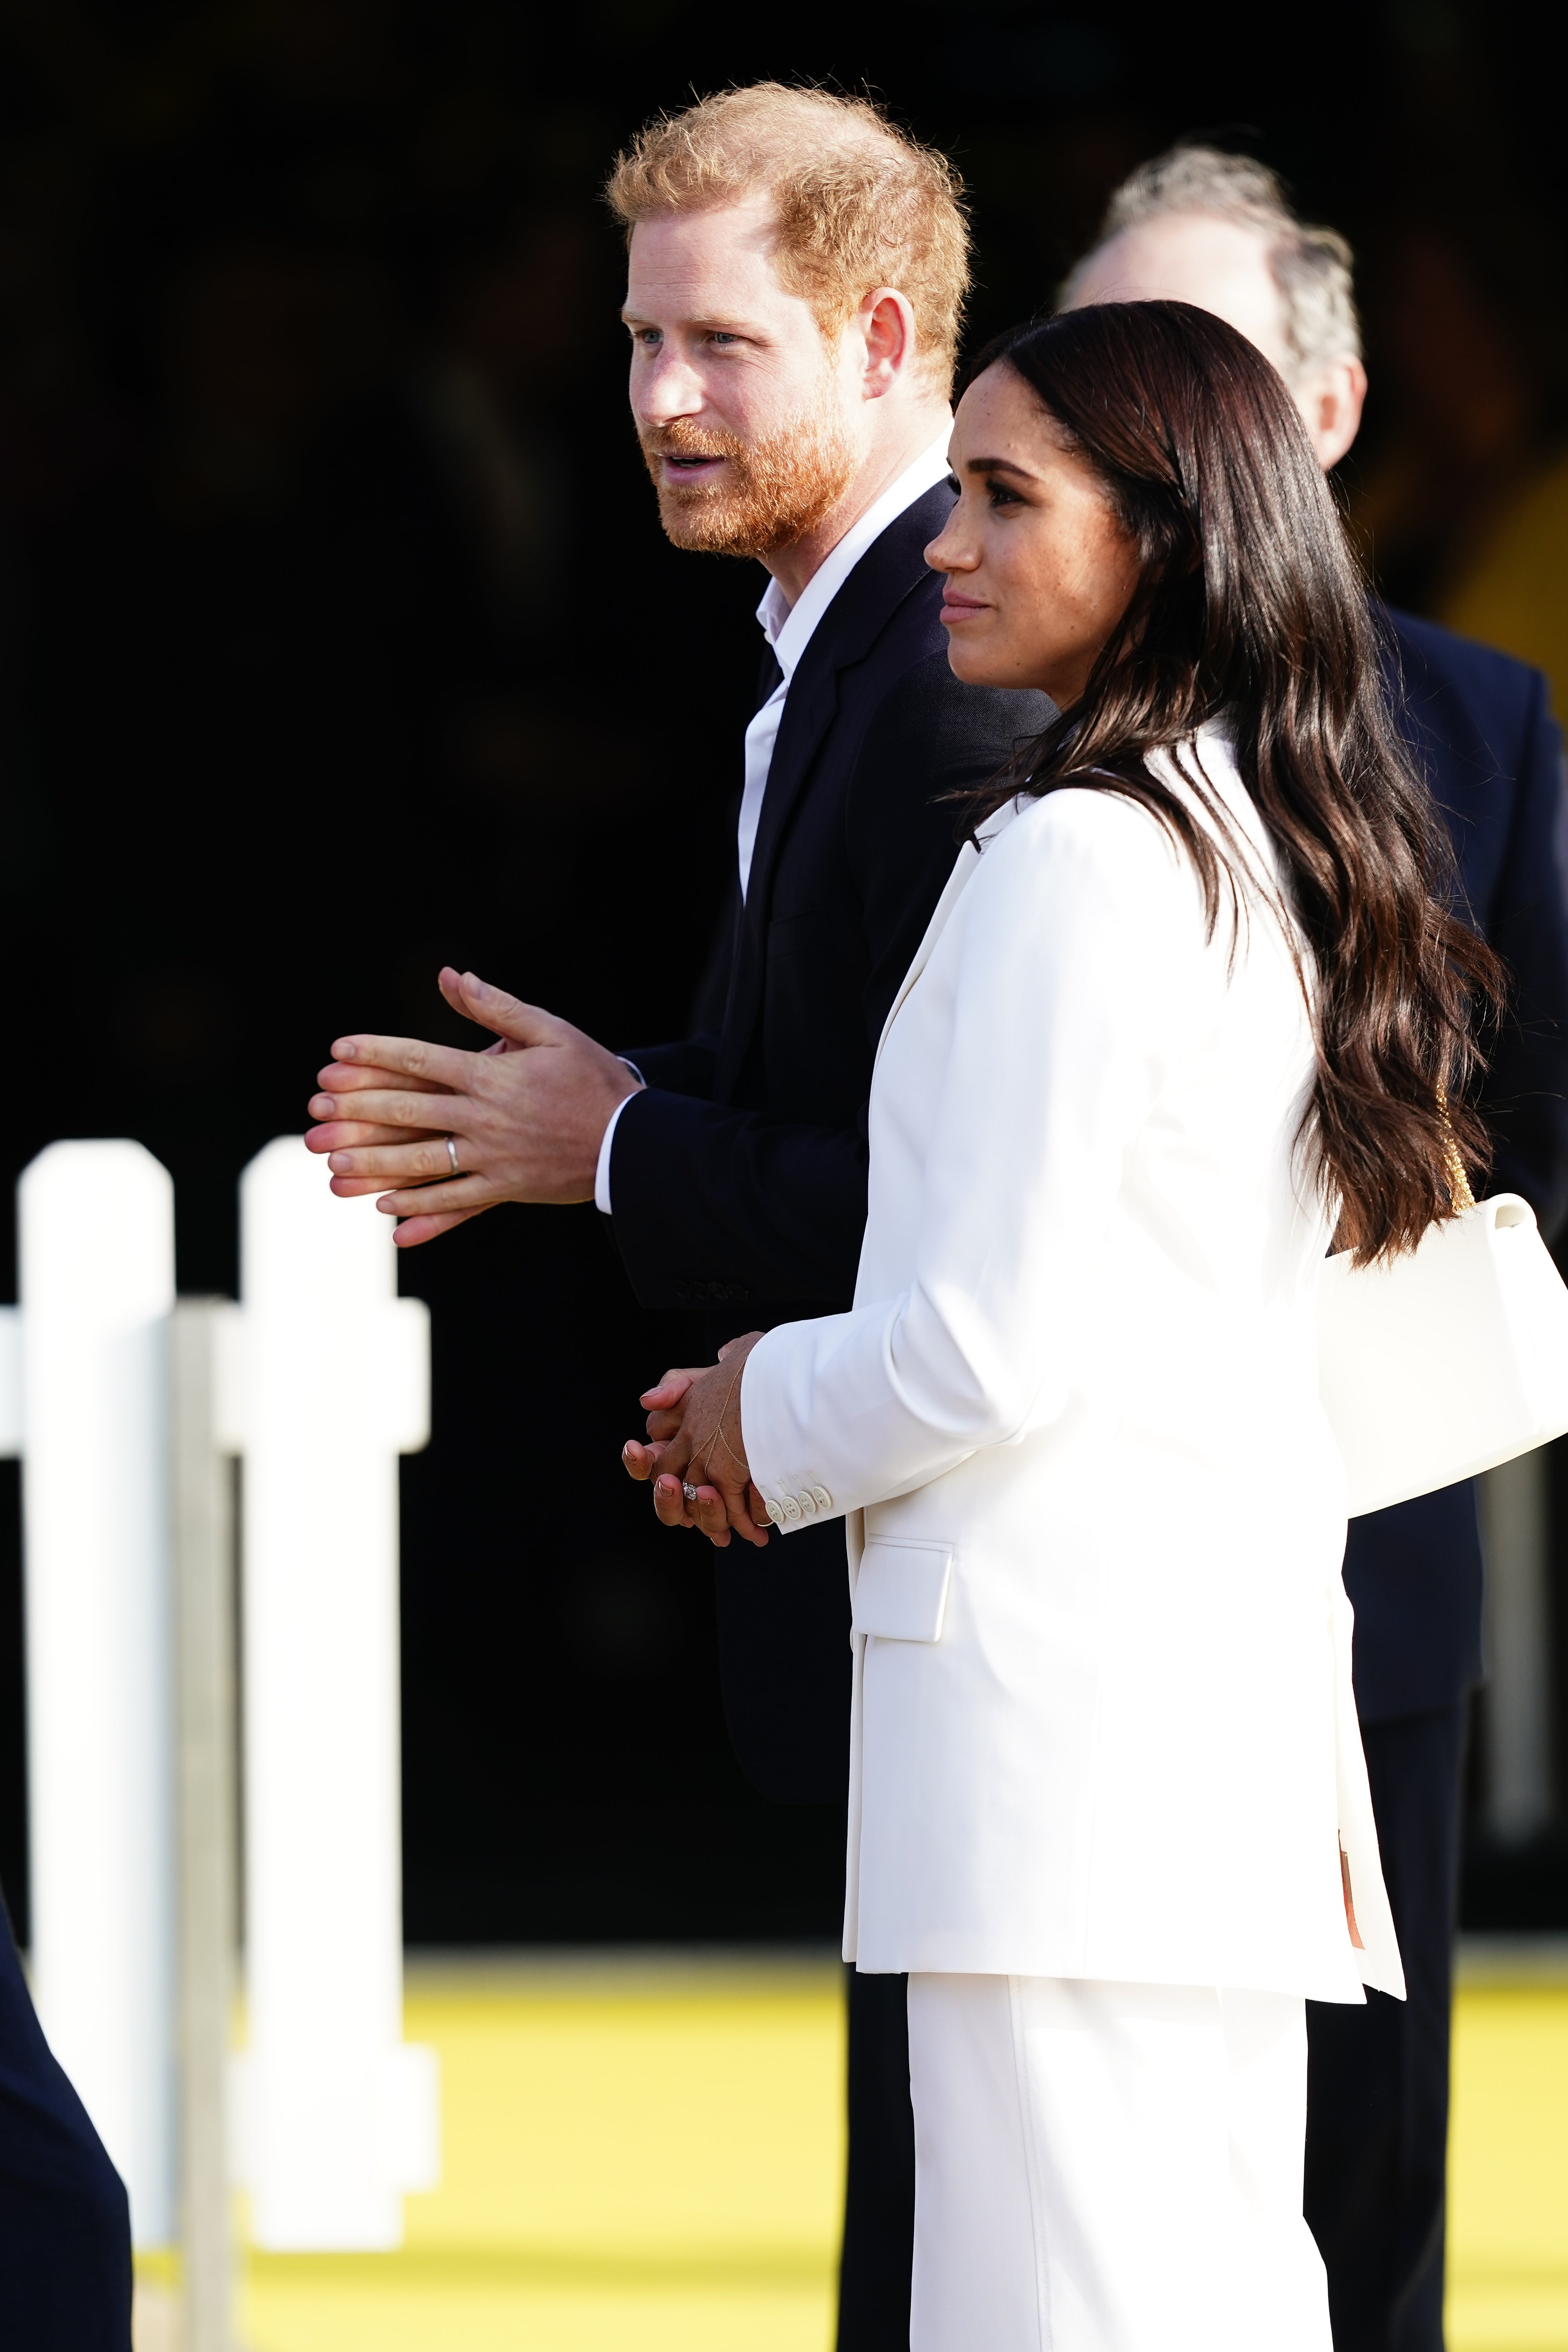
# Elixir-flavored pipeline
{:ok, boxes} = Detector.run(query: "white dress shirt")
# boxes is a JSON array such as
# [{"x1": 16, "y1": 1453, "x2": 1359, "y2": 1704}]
[{"x1": 595, "y1": 428, "x2": 954, "y2": 1214}]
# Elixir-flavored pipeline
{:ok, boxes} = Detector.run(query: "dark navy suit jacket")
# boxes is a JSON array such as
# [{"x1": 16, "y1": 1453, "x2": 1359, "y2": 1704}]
[
  {"x1": 1346, "y1": 610, "x2": 1568, "y2": 1723},
  {"x1": 608, "y1": 482, "x2": 1051, "y2": 1798},
  {"x1": 611, "y1": 484, "x2": 1050, "y2": 1316}
]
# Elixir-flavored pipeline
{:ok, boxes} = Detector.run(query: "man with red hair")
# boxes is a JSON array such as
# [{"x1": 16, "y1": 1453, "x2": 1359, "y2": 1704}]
[{"x1": 307, "y1": 85, "x2": 1049, "y2": 2352}]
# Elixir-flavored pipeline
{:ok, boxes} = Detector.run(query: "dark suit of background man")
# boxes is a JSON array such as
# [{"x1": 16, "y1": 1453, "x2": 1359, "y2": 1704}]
[
  {"x1": 1067, "y1": 149, "x2": 1568, "y2": 2352},
  {"x1": 304, "y1": 87, "x2": 1048, "y2": 2352}
]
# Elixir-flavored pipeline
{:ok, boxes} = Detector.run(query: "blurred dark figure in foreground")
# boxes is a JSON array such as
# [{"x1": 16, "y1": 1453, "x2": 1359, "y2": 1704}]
[
  {"x1": 0, "y1": 537, "x2": 130, "y2": 2336},
  {"x1": 1066, "y1": 147, "x2": 1568, "y2": 2352},
  {"x1": 0, "y1": 1888, "x2": 131, "y2": 2346}
]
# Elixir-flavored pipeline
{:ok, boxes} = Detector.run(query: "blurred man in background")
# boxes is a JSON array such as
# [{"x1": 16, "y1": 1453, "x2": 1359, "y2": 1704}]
[
  {"x1": 1066, "y1": 148, "x2": 1568, "y2": 2352},
  {"x1": 305, "y1": 85, "x2": 1049, "y2": 2352}
]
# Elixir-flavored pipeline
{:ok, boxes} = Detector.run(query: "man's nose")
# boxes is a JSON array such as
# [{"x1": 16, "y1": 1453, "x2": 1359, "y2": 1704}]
[{"x1": 633, "y1": 344, "x2": 704, "y2": 427}]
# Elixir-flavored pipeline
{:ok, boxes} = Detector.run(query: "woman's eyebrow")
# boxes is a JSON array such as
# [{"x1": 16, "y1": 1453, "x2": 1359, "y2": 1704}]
[{"x1": 962, "y1": 455, "x2": 1037, "y2": 481}]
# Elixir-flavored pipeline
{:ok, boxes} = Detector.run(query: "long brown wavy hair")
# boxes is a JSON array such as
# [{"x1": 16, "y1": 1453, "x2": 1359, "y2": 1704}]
[{"x1": 962, "y1": 302, "x2": 1502, "y2": 1262}]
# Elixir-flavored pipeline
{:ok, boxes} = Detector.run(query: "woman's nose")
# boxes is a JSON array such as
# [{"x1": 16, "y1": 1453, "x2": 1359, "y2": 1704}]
[{"x1": 924, "y1": 524, "x2": 974, "y2": 575}]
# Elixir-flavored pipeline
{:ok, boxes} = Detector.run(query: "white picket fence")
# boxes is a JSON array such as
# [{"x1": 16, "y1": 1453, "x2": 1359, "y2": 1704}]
[
  {"x1": 1, "y1": 1132, "x2": 1552, "y2": 2343},
  {"x1": 0, "y1": 1136, "x2": 438, "y2": 2333}
]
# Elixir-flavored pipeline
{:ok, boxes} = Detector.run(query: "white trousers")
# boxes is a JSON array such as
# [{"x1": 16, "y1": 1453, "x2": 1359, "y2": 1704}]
[{"x1": 905, "y1": 1973, "x2": 1332, "y2": 2352}]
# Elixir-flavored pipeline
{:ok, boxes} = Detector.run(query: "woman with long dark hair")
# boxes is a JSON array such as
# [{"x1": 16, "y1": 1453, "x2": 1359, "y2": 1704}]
[{"x1": 625, "y1": 302, "x2": 1499, "y2": 2349}]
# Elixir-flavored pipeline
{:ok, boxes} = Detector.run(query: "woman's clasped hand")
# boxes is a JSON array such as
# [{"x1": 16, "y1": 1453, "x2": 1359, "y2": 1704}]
[{"x1": 621, "y1": 1332, "x2": 771, "y2": 1547}]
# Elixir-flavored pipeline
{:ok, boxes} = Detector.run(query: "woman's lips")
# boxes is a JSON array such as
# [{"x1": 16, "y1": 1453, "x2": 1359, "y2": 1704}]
[{"x1": 939, "y1": 594, "x2": 988, "y2": 624}]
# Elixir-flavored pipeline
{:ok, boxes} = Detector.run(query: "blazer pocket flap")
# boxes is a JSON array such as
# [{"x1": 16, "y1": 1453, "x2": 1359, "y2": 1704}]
[{"x1": 852, "y1": 1542, "x2": 953, "y2": 1642}]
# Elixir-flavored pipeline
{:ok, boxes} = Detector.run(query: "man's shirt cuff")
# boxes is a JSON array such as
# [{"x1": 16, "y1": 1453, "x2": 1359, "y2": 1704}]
[{"x1": 594, "y1": 1064, "x2": 645, "y2": 1215}]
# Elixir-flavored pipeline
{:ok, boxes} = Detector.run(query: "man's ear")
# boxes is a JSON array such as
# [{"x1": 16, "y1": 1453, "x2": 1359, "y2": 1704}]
[
  {"x1": 1297, "y1": 354, "x2": 1368, "y2": 472},
  {"x1": 858, "y1": 287, "x2": 917, "y2": 398}
]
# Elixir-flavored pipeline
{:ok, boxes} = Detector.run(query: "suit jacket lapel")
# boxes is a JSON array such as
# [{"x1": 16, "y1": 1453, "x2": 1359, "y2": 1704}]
[
  {"x1": 873, "y1": 842, "x2": 978, "y2": 1067},
  {"x1": 716, "y1": 483, "x2": 956, "y2": 1101},
  {"x1": 872, "y1": 795, "x2": 1024, "y2": 1070}
]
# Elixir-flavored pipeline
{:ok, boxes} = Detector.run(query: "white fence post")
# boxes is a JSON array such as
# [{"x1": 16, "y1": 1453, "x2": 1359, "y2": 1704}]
[
  {"x1": 13, "y1": 1140, "x2": 177, "y2": 2245},
  {"x1": 173, "y1": 1298, "x2": 239, "y2": 2349},
  {"x1": 225, "y1": 1136, "x2": 437, "y2": 2248}
]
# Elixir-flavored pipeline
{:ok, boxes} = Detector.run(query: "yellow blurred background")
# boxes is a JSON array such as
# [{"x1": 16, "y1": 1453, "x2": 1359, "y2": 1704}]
[{"x1": 129, "y1": 1944, "x2": 1568, "y2": 2352}]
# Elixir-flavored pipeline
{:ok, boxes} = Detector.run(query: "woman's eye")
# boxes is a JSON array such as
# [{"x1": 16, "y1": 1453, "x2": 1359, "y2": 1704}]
[
  {"x1": 986, "y1": 479, "x2": 1024, "y2": 510},
  {"x1": 944, "y1": 473, "x2": 961, "y2": 496}
]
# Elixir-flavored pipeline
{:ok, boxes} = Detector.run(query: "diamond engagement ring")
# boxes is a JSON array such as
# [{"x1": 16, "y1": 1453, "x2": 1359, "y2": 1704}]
[
  {"x1": 445, "y1": 1136, "x2": 459, "y2": 1175},
  {"x1": 682, "y1": 1482, "x2": 700, "y2": 1504}
]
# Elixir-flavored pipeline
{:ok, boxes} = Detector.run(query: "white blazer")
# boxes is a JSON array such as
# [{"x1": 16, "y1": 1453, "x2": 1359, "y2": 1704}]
[{"x1": 740, "y1": 724, "x2": 1402, "y2": 2005}]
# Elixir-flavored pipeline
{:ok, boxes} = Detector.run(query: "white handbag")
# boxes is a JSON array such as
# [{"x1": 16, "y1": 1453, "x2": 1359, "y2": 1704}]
[{"x1": 1317, "y1": 1182, "x2": 1568, "y2": 1517}]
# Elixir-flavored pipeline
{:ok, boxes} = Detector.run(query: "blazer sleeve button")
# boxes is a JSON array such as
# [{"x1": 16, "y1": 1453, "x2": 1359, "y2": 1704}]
[
  {"x1": 811, "y1": 1486, "x2": 832, "y2": 1511},
  {"x1": 781, "y1": 1494, "x2": 803, "y2": 1522},
  {"x1": 766, "y1": 1499, "x2": 785, "y2": 1527},
  {"x1": 797, "y1": 1489, "x2": 818, "y2": 1517}
]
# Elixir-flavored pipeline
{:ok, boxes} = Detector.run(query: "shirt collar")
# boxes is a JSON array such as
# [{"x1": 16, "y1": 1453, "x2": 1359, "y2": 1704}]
[{"x1": 755, "y1": 427, "x2": 953, "y2": 680}]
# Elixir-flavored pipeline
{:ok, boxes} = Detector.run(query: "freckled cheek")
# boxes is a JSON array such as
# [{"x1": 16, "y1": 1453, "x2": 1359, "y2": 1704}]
[{"x1": 1003, "y1": 546, "x2": 1080, "y2": 658}]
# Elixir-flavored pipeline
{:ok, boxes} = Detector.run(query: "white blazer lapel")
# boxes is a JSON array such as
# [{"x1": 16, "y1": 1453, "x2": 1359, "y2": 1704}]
[{"x1": 874, "y1": 797, "x2": 1024, "y2": 1069}]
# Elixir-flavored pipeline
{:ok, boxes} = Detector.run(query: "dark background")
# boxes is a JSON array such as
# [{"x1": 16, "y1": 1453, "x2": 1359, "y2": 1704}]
[{"x1": 0, "y1": 0, "x2": 1564, "y2": 1945}]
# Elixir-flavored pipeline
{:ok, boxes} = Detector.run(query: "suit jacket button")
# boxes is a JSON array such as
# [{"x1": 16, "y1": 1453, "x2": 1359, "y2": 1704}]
[
  {"x1": 781, "y1": 1494, "x2": 802, "y2": 1522},
  {"x1": 797, "y1": 1489, "x2": 818, "y2": 1517},
  {"x1": 766, "y1": 1499, "x2": 785, "y2": 1527},
  {"x1": 811, "y1": 1486, "x2": 832, "y2": 1511}
]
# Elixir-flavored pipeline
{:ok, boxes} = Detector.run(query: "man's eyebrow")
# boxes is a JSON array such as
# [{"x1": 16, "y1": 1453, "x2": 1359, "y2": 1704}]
[{"x1": 619, "y1": 308, "x2": 766, "y2": 334}]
